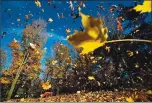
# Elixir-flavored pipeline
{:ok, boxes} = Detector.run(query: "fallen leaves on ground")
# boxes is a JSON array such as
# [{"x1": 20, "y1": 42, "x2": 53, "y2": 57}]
[{"x1": 5, "y1": 90, "x2": 152, "y2": 102}]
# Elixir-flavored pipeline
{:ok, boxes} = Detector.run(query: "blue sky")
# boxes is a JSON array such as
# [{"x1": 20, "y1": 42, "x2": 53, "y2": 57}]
[{"x1": 1, "y1": 0, "x2": 151, "y2": 69}]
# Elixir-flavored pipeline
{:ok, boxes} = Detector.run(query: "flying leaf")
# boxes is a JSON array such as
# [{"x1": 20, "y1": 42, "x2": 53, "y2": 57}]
[
  {"x1": 126, "y1": 97, "x2": 134, "y2": 102},
  {"x1": 88, "y1": 76, "x2": 95, "y2": 80},
  {"x1": 105, "y1": 46, "x2": 110, "y2": 53},
  {"x1": 66, "y1": 28, "x2": 71, "y2": 34},
  {"x1": 67, "y1": 12, "x2": 108, "y2": 54},
  {"x1": 42, "y1": 8, "x2": 44, "y2": 12},
  {"x1": 133, "y1": 0, "x2": 152, "y2": 13},
  {"x1": 17, "y1": 18, "x2": 20, "y2": 22},
  {"x1": 97, "y1": 81, "x2": 101, "y2": 86},
  {"x1": 127, "y1": 50, "x2": 134, "y2": 57},
  {"x1": 30, "y1": 43, "x2": 36, "y2": 49},
  {"x1": 48, "y1": 18, "x2": 53, "y2": 22},
  {"x1": 135, "y1": 63, "x2": 139, "y2": 68},
  {"x1": 42, "y1": 81, "x2": 51, "y2": 90},
  {"x1": 52, "y1": 60, "x2": 57, "y2": 65},
  {"x1": 35, "y1": 0, "x2": 41, "y2": 7}
]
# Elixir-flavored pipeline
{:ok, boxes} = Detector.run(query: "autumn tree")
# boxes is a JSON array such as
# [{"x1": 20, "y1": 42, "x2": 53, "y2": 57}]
[
  {"x1": 4, "y1": 18, "x2": 47, "y2": 99},
  {"x1": 44, "y1": 43, "x2": 73, "y2": 94}
]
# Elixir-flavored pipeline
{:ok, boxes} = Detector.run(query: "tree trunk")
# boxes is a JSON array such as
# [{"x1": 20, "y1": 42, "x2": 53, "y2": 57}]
[{"x1": 7, "y1": 52, "x2": 29, "y2": 99}]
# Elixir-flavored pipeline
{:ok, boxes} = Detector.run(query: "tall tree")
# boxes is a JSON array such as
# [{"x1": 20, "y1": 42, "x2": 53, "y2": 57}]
[{"x1": 7, "y1": 18, "x2": 47, "y2": 99}]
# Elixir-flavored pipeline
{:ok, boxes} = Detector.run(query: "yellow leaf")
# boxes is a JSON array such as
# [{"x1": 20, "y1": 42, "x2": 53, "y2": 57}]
[
  {"x1": 52, "y1": 60, "x2": 57, "y2": 65},
  {"x1": 88, "y1": 76, "x2": 95, "y2": 80},
  {"x1": 92, "y1": 60, "x2": 97, "y2": 64},
  {"x1": 145, "y1": 90, "x2": 152, "y2": 94},
  {"x1": 135, "y1": 63, "x2": 139, "y2": 68},
  {"x1": 17, "y1": 18, "x2": 20, "y2": 22},
  {"x1": 20, "y1": 98, "x2": 25, "y2": 102},
  {"x1": 35, "y1": 0, "x2": 41, "y2": 7},
  {"x1": 42, "y1": 81, "x2": 51, "y2": 90},
  {"x1": 127, "y1": 50, "x2": 134, "y2": 57},
  {"x1": 133, "y1": 0, "x2": 152, "y2": 13},
  {"x1": 48, "y1": 18, "x2": 53, "y2": 22},
  {"x1": 97, "y1": 81, "x2": 101, "y2": 86},
  {"x1": 67, "y1": 12, "x2": 108, "y2": 54},
  {"x1": 126, "y1": 97, "x2": 134, "y2": 102}
]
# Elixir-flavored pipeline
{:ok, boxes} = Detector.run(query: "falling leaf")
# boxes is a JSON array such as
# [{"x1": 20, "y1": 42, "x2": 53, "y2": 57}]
[
  {"x1": 126, "y1": 97, "x2": 134, "y2": 102},
  {"x1": 61, "y1": 13, "x2": 65, "y2": 18},
  {"x1": 25, "y1": 15, "x2": 29, "y2": 19},
  {"x1": 17, "y1": 18, "x2": 20, "y2": 22},
  {"x1": 88, "y1": 76, "x2": 95, "y2": 80},
  {"x1": 127, "y1": 50, "x2": 134, "y2": 57},
  {"x1": 48, "y1": 18, "x2": 53, "y2": 22},
  {"x1": 116, "y1": 18, "x2": 123, "y2": 32},
  {"x1": 35, "y1": 0, "x2": 41, "y2": 7},
  {"x1": 78, "y1": 6, "x2": 81, "y2": 12},
  {"x1": 9, "y1": 39, "x2": 21, "y2": 50},
  {"x1": 52, "y1": 60, "x2": 57, "y2": 65},
  {"x1": 135, "y1": 63, "x2": 139, "y2": 68},
  {"x1": 42, "y1": 81, "x2": 51, "y2": 90},
  {"x1": 92, "y1": 60, "x2": 97, "y2": 64},
  {"x1": 133, "y1": 0, "x2": 152, "y2": 13},
  {"x1": 66, "y1": 28, "x2": 71, "y2": 34},
  {"x1": 29, "y1": 13, "x2": 33, "y2": 17},
  {"x1": 67, "y1": 12, "x2": 108, "y2": 54},
  {"x1": 90, "y1": 56, "x2": 95, "y2": 60},
  {"x1": 30, "y1": 43, "x2": 36, "y2": 49},
  {"x1": 48, "y1": 0, "x2": 51, "y2": 5},
  {"x1": 82, "y1": 3, "x2": 86, "y2": 8},
  {"x1": 97, "y1": 81, "x2": 101, "y2": 86},
  {"x1": 42, "y1": 8, "x2": 44, "y2": 12},
  {"x1": 105, "y1": 46, "x2": 110, "y2": 53},
  {"x1": 79, "y1": 1, "x2": 83, "y2": 6},
  {"x1": 57, "y1": 13, "x2": 60, "y2": 19}
]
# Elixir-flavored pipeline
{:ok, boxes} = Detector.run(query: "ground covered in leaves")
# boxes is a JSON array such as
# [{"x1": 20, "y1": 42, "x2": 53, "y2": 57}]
[{"x1": 5, "y1": 89, "x2": 152, "y2": 102}]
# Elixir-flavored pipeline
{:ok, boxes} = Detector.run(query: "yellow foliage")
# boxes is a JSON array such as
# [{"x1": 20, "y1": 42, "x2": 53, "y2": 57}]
[
  {"x1": 52, "y1": 60, "x2": 57, "y2": 65},
  {"x1": 9, "y1": 39, "x2": 21, "y2": 50},
  {"x1": 126, "y1": 97, "x2": 134, "y2": 102},
  {"x1": 133, "y1": 0, "x2": 152, "y2": 13},
  {"x1": 67, "y1": 12, "x2": 108, "y2": 54},
  {"x1": 42, "y1": 81, "x2": 52, "y2": 90},
  {"x1": 2, "y1": 70, "x2": 10, "y2": 76},
  {"x1": 0, "y1": 77, "x2": 11, "y2": 84},
  {"x1": 88, "y1": 76, "x2": 95, "y2": 80},
  {"x1": 145, "y1": 90, "x2": 152, "y2": 94}
]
